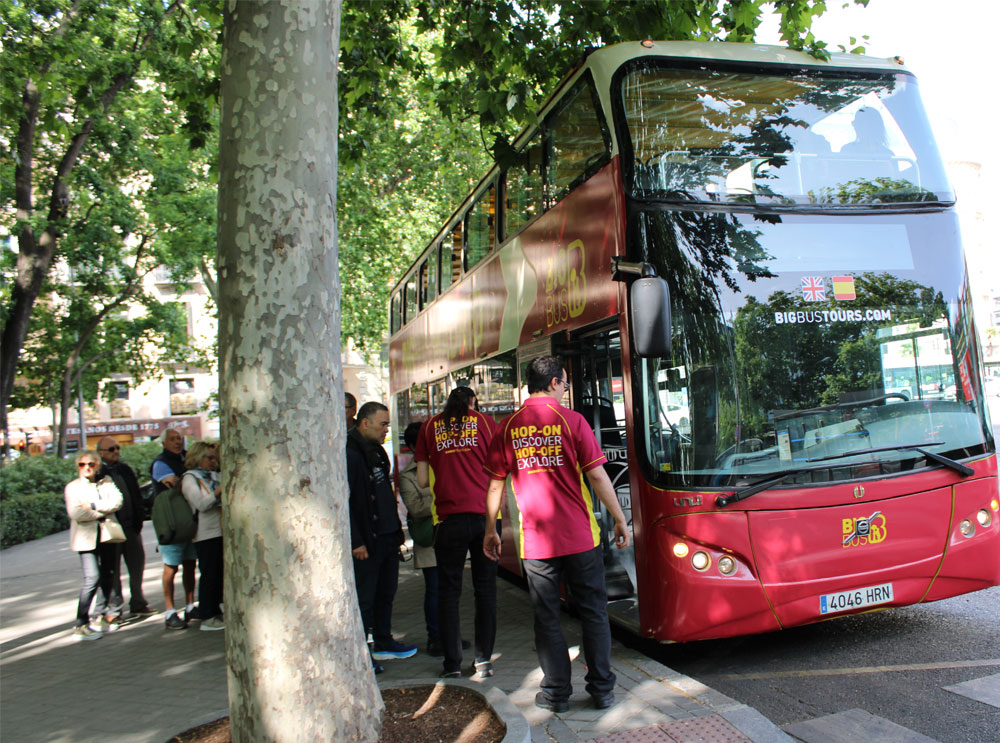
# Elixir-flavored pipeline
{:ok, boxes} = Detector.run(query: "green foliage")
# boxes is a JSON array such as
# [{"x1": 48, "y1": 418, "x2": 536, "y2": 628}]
[
  {"x1": 119, "y1": 441, "x2": 161, "y2": 483},
  {"x1": 0, "y1": 492, "x2": 69, "y2": 548},
  {"x1": 0, "y1": 455, "x2": 77, "y2": 501}
]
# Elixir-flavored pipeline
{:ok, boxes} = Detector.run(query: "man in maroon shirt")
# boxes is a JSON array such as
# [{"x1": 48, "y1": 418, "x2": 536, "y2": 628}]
[
  {"x1": 416, "y1": 386, "x2": 498, "y2": 679},
  {"x1": 484, "y1": 355, "x2": 629, "y2": 712}
]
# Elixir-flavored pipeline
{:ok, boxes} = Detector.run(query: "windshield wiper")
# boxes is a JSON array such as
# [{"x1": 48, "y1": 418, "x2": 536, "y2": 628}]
[
  {"x1": 805, "y1": 442, "x2": 974, "y2": 477},
  {"x1": 715, "y1": 468, "x2": 814, "y2": 508}
]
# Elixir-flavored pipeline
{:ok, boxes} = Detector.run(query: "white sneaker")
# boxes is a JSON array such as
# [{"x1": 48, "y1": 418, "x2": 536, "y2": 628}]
[
  {"x1": 200, "y1": 616, "x2": 225, "y2": 631},
  {"x1": 74, "y1": 625, "x2": 103, "y2": 641}
]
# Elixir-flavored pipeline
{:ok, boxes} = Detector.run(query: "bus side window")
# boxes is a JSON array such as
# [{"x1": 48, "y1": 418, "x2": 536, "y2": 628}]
[
  {"x1": 418, "y1": 259, "x2": 429, "y2": 310},
  {"x1": 505, "y1": 135, "x2": 543, "y2": 238},
  {"x1": 404, "y1": 275, "x2": 417, "y2": 324},
  {"x1": 390, "y1": 291, "x2": 401, "y2": 334},
  {"x1": 466, "y1": 183, "x2": 496, "y2": 270},
  {"x1": 445, "y1": 223, "x2": 463, "y2": 288},
  {"x1": 545, "y1": 73, "x2": 611, "y2": 207},
  {"x1": 427, "y1": 244, "x2": 439, "y2": 303}
]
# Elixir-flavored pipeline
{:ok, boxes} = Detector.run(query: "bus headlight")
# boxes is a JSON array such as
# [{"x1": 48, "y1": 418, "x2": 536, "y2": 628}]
[
  {"x1": 976, "y1": 509, "x2": 992, "y2": 527},
  {"x1": 959, "y1": 519, "x2": 975, "y2": 537},
  {"x1": 673, "y1": 542, "x2": 690, "y2": 558},
  {"x1": 691, "y1": 551, "x2": 711, "y2": 571},
  {"x1": 718, "y1": 556, "x2": 737, "y2": 575}
]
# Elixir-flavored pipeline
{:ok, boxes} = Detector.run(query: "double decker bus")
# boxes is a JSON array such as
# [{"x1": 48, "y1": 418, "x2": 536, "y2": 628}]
[{"x1": 387, "y1": 41, "x2": 999, "y2": 642}]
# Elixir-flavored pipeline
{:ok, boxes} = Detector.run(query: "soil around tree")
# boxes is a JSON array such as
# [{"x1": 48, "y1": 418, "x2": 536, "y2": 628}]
[{"x1": 166, "y1": 684, "x2": 507, "y2": 743}]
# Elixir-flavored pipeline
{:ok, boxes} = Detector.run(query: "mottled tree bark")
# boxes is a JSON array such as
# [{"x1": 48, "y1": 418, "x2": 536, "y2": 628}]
[{"x1": 218, "y1": 1, "x2": 381, "y2": 741}]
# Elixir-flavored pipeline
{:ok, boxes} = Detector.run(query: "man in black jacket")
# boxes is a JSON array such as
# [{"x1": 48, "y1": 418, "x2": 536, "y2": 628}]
[
  {"x1": 347, "y1": 401, "x2": 417, "y2": 666},
  {"x1": 98, "y1": 437, "x2": 155, "y2": 617}
]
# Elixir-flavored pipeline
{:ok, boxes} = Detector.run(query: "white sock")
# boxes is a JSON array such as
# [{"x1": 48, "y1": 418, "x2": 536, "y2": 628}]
[
  {"x1": 186, "y1": 603, "x2": 196, "y2": 614},
  {"x1": 166, "y1": 608, "x2": 177, "y2": 618}
]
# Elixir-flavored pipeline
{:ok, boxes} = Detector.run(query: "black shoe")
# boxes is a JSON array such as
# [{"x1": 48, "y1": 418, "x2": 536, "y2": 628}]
[
  {"x1": 473, "y1": 660, "x2": 494, "y2": 678},
  {"x1": 427, "y1": 639, "x2": 444, "y2": 657},
  {"x1": 373, "y1": 659, "x2": 384, "y2": 675},
  {"x1": 534, "y1": 692, "x2": 569, "y2": 713},
  {"x1": 439, "y1": 669, "x2": 462, "y2": 679},
  {"x1": 462, "y1": 639, "x2": 471, "y2": 650},
  {"x1": 164, "y1": 613, "x2": 188, "y2": 630},
  {"x1": 592, "y1": 692, "x2": 615, "y2": 709}
]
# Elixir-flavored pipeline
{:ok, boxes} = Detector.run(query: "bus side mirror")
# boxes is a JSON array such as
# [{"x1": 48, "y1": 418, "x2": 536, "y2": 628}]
[{"x1": 631, "y1": 277, "x2": 672, "y2": 357}]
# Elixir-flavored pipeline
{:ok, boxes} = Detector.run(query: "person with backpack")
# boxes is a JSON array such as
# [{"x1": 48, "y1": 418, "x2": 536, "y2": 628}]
[
  {"x1": 151, "y1": 428, "x2": 196, "y2": 630},
  {"x1": 181, "y1": 441, "x2": 224, "y2": 632}
]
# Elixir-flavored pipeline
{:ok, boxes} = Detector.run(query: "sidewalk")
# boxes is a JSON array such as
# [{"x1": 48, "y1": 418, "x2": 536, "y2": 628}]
[{"x1": 0, "y1": 528, "x2": 791, "y2": 743}]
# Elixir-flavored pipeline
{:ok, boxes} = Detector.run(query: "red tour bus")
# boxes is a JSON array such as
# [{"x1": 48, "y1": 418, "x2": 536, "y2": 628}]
[{"x1": 387, "y1": 41, "x2": 999, "y2": 642}]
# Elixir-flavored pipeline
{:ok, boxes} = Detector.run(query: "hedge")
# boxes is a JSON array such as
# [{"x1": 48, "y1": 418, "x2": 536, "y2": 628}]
[
  {"x1": 1, "y1": 492, "x2": 69, "y2": 549},
  {"x1": 0, "y1": 455, "x2": 76, "y2": 501}
]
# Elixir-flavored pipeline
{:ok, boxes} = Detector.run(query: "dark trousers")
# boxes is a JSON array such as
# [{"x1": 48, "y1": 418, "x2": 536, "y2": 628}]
[
  {"x1": 121, "y1": 524, "x2": 147, "y2": 611},
  {"x1": 434, "y1": 514, "x2": 498, "y2": 673},
  {"x1": 523, "y1": 546, "x2": 615, "y2": 701},
  {"x1": 422, "y1": 566, "x2": 440, "y2": 641},
  {"x1": 195, "y1": 537, "x2": 224, "y2": 619},
  {"x1": 353, "y1": 532, "x2": 400, "y2": 643},
  {"x1": 76, "y1": 543, "x2": 122, "y2": 626}
]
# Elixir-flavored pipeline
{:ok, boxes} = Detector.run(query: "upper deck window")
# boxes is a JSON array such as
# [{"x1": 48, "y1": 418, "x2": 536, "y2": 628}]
[
  {"x1": 466, "y1": 183, "x2": 496, "y2": 270},
  {"x1": 619, "y1": 63, "x2": 953, "y2": 206},
  {"x1": 545, "y1": 73, "x2": 612, "y2": 206}
]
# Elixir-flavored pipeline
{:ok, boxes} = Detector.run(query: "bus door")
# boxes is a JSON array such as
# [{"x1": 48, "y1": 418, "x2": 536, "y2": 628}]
[{"x1": 562, "y1": 325, "x2": 636, "y2": 600}]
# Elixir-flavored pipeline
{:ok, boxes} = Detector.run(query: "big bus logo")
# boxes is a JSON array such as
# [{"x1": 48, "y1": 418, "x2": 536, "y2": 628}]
[
  {"x1": 842, "y1": 511, "x2": 887, "y2": 548},
  {"x1": 544, "y1": 239, "x2": 587, "y2": 327}
]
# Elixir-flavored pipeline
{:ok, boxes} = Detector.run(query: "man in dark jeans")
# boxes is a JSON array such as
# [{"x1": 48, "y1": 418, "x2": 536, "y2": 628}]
[
  {"x1": 347, "y1": 401, "x2": 417, "y2": 670},
  {"x1": 98, "y1": 436, "x2": 155, "y2": 617},
  {"x1": 484, "y1": 355, "x2": 630, "y2": 712}
]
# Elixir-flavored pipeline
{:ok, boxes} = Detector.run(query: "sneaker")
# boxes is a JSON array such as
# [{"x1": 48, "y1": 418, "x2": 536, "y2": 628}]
[
  {"x1": 534, "y1": 692, "x2": 569, "y2": 713},
  {"x1": 97, "y1": 615, "x2": 121, "y2": 633},
  {"x1": 73, "y1": 625, "x2": 103, "y2": 641},
  {"x1": 439, "y1": 669, "x2": 462, "y2": 679},
  {"x1": 473, "y1": 660, "x2": 494, "y2": 679},
  {"x1": 371, "y1": 638, "x2": 418, "y2": 660},
  {"x1": 373, "y1": 658, "x2": 384, "y2": 675},
  {"x1": 592, "y1": 692, "x2": 615, "y2": 709},
  {"x1": 164, "y1": 613, "x2": 188, "y2": 630},
  {"x1": 130, "y1": 605, "x2": 157, "y2": 617},
  {"x1": 200, "y1": 616, "x2": 225, "y2": 632}
]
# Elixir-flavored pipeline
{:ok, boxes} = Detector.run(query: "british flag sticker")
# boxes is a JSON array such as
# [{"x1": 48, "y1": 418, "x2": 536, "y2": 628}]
[{"x1": 801, "y1": 276, "x2": 826, "y2": 302}]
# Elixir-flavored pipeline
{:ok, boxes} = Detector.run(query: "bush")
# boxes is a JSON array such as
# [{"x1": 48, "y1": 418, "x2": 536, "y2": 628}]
[
  {"x1": 0, "y1": 492, "x2": 69, "y2": 548},
  {"x1": 0, "y1": 455, "x2": 77, "y2": 501},
  {"x1": 119, "y1": 441, "x2": 162, "y2": 483}
]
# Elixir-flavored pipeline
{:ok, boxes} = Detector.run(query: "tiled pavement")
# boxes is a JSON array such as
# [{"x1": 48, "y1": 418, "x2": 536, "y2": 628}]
[{"x1": 0, "y1": 528, "x2": 793, "y2": 743}]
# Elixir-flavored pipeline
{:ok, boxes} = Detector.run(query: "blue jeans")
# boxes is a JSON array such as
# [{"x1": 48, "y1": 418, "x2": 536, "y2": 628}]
[
  {"x1": 433, "y1": 514, "x2": 498, "y2": 673},
  {"x1": 77, "y1": 543, "x2": 123, "y2": 626},
  {"x1": 524, "y1": 546, "x2": 615, "y2": 701},
  {"x1": 353, "y1": 532, "x2": 400, "y2": 643}
]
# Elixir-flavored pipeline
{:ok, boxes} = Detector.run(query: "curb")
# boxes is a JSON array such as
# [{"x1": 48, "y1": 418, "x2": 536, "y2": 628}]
[{"x1": 380, "y1": 678, "x2": 531, "y2": 743}]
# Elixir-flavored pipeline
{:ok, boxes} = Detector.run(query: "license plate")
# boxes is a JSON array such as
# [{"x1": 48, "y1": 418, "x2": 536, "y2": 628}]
[{"x1": 819, "y1": 582, "x2": 893, "y2": 615}]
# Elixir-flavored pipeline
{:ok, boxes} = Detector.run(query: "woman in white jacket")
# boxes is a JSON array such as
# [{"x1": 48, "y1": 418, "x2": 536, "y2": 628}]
[
  {"x1": 181, "y1": 441, "x2": 223, "y2": 631},
  {"x1": 64, "y1": 450, "x2": 124, "y2": 641}
]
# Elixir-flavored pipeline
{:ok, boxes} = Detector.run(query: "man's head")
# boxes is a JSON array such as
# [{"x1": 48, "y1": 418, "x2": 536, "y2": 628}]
[
  {"x1": 527, "y1": 355, "x2": 568, "y2": 398},
  {"x1": 345, "y1": 392, "x2": 357, "y2": 424},
  {"x1": 403, "y1": 421, "x2": 422, "y2": 451},
  {"x1": 97, "y1": 436, "x2": 121, "y2": 465},
  {"x1": 356, "y1": 401, "x2": 390, "y2": 444},
  {"x1": 162, "y1": 428, "x2": 184, "y2": 455}
]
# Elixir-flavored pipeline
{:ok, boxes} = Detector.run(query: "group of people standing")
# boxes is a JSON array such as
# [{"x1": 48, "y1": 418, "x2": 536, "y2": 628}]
[
  {"x1": 346, "y1": 355, "x2": 630, "y2": 711},
  {"x1": 64, "y1": 429, "x2": 224, "y2": 640}
]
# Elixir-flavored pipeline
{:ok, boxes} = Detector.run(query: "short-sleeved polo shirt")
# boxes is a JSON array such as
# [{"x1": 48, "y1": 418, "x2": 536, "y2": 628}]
[
  {"x1": 484, "y1": 397, "x2": 607, "y2": 559},
  {"x1": 414, "y1": 409, "x2": 496, "y2": 522}
]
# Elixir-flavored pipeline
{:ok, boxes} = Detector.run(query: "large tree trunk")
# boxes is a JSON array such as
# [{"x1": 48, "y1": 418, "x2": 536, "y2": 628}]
[{"x1": 218, "y1": 2, "x2": 381, "y2": 742}]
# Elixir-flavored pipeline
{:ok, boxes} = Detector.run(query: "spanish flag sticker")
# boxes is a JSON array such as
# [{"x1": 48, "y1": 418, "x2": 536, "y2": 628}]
[{"x1": 832, "y1": 275, "x2": 856, "y2": 301}]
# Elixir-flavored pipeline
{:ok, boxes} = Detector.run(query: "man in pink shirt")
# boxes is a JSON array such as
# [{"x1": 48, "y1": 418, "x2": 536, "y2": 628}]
[
  {"x1": 416, "y1": 386, "x2": 498, "y2": 679},
  {"x1": 484, "y1": 355, "x2": 629, "y2": 713}
]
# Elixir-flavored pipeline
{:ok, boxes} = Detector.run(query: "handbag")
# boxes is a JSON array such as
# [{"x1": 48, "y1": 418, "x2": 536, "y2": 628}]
[
  {"x1": 99, "y1": 517, "x2": 126, "y2": 544},
  {"x1": 407, "y1": 516, "x2": 434, "y2": 548}
]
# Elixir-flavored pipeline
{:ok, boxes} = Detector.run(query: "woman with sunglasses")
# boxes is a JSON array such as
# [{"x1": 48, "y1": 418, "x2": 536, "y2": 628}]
[{"x1": 64, "y1": 451, "x2": 125, "y2": 640}]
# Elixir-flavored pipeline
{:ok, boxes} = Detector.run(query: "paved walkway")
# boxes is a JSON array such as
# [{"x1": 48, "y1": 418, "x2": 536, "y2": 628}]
[{"x1": 0, "y1": 528, "x2": 792, "y2": 743}]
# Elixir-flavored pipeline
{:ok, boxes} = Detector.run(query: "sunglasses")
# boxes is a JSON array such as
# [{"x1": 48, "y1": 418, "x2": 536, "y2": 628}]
[
  {"x1": 78, "y1": 462, "x2": 99, "y2": 469},
  {"x1": 100, "y1": 445, "x2": 120, "y2": 452}
]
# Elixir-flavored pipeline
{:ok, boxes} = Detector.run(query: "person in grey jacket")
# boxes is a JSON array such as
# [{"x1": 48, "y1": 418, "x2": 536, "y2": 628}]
[
  {"x1": 181, "y1": 441, "x2": 223, "y2": 631},
  {"x1": 64, "y1": 451, "x2": 124, "y2": 641}
]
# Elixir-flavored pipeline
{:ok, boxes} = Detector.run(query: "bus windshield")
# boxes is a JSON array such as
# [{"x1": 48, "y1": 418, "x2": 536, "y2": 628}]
[
  {"x1": 633, "y1": 209, "x2": 993, "y2": 488},
  {"x1": 619, "y1": 62, "x2": 953, "y2": 206}
]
